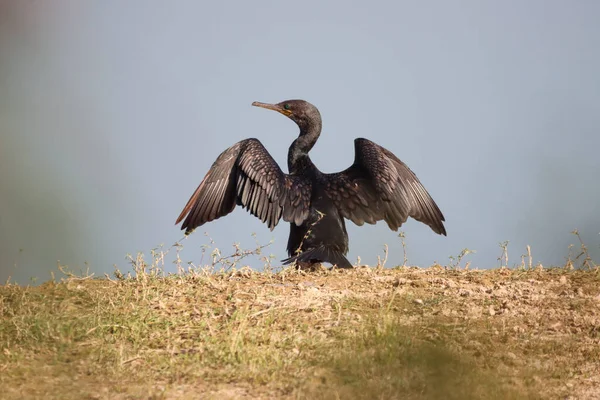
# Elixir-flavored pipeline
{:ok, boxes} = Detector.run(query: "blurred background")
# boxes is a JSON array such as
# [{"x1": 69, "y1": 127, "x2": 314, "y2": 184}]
[{"x1": 1, "y1": 1, "x2": 598, "y2": 284}]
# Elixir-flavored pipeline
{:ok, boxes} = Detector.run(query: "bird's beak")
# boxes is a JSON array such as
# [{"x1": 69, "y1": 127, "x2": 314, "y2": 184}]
[{"x1": 252, "y1": 101, "x2": 292, "y2": 117}]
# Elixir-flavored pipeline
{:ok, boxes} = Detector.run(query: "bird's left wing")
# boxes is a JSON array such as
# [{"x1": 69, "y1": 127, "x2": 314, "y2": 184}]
[{"x1": 324, "y1": 138, "x2": 446, "y2": 235}]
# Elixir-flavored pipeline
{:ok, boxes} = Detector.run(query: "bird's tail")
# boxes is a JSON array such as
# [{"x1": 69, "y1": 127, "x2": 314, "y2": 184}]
[{"x1": 282, "y1": 246, "x2": 353, "y2": 269}]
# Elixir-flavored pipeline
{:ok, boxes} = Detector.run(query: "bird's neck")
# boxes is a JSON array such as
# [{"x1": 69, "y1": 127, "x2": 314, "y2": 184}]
[{"x1": 287, "y1": 122, "x2": 321, "y2": 174}]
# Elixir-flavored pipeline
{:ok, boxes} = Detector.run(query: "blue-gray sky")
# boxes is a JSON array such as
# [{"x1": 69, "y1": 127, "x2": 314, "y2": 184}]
[{"x1": 1, "y1": 1, "x2": 599, "y2": 283}]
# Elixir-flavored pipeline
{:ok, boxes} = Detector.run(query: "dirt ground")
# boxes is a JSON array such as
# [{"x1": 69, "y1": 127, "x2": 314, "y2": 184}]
[{"x1": 1, "y1": 266, "x2": 599, "y2": 399}]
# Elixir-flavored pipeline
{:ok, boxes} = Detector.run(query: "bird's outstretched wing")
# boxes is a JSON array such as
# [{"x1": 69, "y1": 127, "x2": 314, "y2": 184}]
[
  {"x1": 176, "y1": 138, "x2": 311, "y2": 234},
  {"x1": 324, "y1": 138, "x2": 446, "y2": 235}
]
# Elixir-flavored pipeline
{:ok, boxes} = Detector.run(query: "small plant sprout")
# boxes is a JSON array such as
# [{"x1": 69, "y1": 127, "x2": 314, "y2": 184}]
[
  {"x1": 519, "y1": 245, "x2": 534, "y2": 270},
  {"x1": 497, "y1": 241, "x2": 509, "y2": 268},
  {"x1": 448, "y1": 248, "x2": 476, "y2": 269},
  {"x1": 570, "y1": 229, "x2": 598, "y2": 270},
  {"x1": 398, "y1": 231, "x2": 408, "y2": 267},
  {"x1": 376, "y1": 244, "x2": 389, "y2": 270}
]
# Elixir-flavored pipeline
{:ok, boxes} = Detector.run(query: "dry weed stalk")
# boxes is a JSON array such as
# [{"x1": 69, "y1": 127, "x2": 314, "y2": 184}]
[
  {"x1": 448, "y1": 248, "x2": 475, "y2": 269},
  {"x1": 376, "y1": 244, "x2": 389, "y2": 270},
  {"x1": 398, "y1": 231, "x2": 408, "y2": 267},
  {"x1": 113, "y1": 232, "x2": 277, "y2": 280},
  {"x1": 519, "y1": 245, "x2": 534, "y2": 270},
  {"x1": 497, "y1": 241, "x2": 509, "y2": 268},
  {"x1": 567, "y1": 229, "x2": 598, "y2": 270},
  {"x1": 211, "y1": 240, "x2": 274, "y2": 272},
  {"x1": 294, "y1": 210, "x2": 326, "y2": 256},
  {"x1": 56, "y1": 262, "x2": 95, "y2": 281},
  {"x1": 73, "y1": 226, "x2": 600, "y2": 285}
]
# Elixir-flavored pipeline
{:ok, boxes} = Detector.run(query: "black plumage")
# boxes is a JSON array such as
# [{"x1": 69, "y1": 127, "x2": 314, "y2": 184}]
[{"x1": 176, "y1": 99, "x2": 446, "y2": 269}]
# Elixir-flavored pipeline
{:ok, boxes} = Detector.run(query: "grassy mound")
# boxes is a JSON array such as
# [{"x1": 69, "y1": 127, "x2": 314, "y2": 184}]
[{"x1": 1, "y1": 266, "x2": 599, "y2": 399}]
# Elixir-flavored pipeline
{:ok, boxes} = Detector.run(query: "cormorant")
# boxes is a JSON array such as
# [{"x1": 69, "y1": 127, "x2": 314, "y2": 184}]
[{"x1": 176, "y1": 100, "x2": 446, "y2": 269}]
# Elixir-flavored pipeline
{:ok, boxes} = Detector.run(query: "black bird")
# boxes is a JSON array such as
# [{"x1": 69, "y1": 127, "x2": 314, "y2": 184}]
[{"x1": 176, "y1": 100, "x2": 446, "y2": 269}]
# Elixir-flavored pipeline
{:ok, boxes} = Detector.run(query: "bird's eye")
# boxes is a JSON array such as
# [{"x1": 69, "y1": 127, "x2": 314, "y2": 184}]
[{"x1": 284, "y1": 104, "x2": 291, "y2": 110}]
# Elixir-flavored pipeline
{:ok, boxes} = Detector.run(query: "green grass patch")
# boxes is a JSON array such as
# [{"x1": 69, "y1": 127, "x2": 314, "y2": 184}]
[{"x1": 306, "y1": 315, "x2": 534, "y2": 399}]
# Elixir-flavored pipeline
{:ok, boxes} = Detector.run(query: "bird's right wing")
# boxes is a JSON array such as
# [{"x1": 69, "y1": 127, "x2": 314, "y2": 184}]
[{"x1": 176, "y1": 138, "x2": 311, "y2": 234}]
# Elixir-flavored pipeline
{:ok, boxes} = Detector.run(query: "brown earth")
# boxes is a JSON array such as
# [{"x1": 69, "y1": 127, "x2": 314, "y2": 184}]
[{"x1": 1, "y1": 266, "x2": 599, "y2": 399}]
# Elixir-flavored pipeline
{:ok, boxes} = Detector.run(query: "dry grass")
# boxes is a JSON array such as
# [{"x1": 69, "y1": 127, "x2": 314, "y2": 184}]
[{"x1": 2, "y1": 262, "x2": 600, "y2": 399}]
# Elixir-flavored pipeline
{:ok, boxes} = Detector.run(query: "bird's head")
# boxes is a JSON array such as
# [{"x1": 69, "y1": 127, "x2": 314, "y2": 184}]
[{"x1": 252, "y1": 99, "x2": 321, "y2": 133}]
